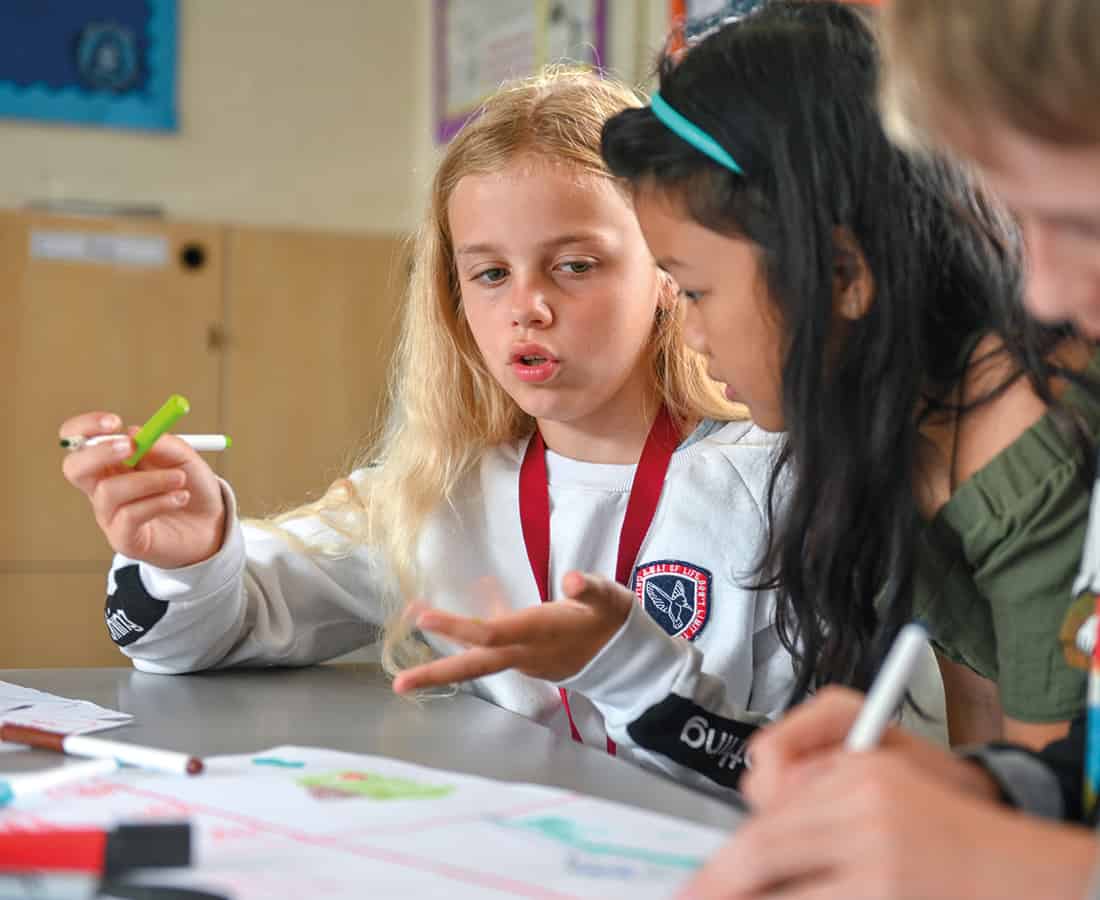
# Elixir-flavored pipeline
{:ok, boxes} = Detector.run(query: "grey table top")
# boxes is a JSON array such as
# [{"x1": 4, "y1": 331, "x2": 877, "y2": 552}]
[{"x1": 0, "y1": 665, "x2": 744, "y2": 831}]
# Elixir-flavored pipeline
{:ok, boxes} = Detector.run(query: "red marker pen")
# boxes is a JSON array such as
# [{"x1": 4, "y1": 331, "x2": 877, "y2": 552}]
[{"x1": 0, "y1": 823, "x2": 191, "y2": 876}]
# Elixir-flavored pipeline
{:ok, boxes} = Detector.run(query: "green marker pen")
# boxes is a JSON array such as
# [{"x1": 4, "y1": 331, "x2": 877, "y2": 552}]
[{"x1": 124, "y1": 394, "x2": 191, "y2": 467}]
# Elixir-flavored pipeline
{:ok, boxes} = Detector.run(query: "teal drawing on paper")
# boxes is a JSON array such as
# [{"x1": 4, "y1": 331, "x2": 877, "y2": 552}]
[
  {"x1": 252, "y1": 757, "x2": 306, "y2": 768},
  {"x1": 493, "y1": 815, "x2": 704, "y2": 870}
]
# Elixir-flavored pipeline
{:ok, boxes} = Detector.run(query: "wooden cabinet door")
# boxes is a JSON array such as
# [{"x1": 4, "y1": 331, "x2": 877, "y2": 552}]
[
  {"x1": 0, "y1": 214, "x2": 403, "y2": 667},
  {"x1": 221, "y1": 227, "x2": 405, "y2": 517},
  {"x1": 0, "y1": 211, "x2": 225, "y2": 566},
  {"x1": 0, "y1": 573, "x2": 124, "y2": 668}
]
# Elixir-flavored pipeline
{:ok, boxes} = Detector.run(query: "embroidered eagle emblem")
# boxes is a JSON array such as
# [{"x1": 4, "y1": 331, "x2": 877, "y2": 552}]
[{"x1": 632, "y1": 560, "x2": 712, "y2": 641}]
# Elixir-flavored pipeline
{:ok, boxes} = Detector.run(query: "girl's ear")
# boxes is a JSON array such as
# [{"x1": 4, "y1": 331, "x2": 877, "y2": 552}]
[
  {"x1": 657, "y1": 268, "x2": 680, "y2": 311},
  {"x1": 832, "y1": 226, "x2": 874, "y2": 321}
]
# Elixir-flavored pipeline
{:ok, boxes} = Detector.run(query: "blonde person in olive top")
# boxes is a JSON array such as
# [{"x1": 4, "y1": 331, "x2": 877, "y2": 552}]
[{"x1": 913, "y1": 335, "x2": 1100, "y2": 746}]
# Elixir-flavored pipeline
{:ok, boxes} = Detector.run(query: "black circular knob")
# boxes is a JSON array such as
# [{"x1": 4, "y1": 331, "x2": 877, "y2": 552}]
[{"x1": 180, "y1": 243, "x2": 206, "y2": 270}]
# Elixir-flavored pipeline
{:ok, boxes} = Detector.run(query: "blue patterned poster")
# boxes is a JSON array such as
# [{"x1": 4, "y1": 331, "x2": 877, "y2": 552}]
[{"x1": 0, "y1": 0, "x2": 177, "y2": 131}]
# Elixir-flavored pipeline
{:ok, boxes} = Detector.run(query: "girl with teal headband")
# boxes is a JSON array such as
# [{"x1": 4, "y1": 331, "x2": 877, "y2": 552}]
[
  {"x1": 679, "y1": 2, "x2": 1100, "y2": 898},
  {"x1": 603, "y1": 0, "x2": 1100, "y2": 752}
]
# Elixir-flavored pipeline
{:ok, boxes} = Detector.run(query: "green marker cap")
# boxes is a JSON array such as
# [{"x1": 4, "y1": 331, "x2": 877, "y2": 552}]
[{"x1": 124, "y1": 394, "x2": 191, "y2": 467}]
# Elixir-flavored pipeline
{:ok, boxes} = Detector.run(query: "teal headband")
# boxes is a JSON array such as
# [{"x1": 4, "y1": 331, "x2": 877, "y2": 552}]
[{"x1": 649, "y1": 92, "x2": 744, "y2": 176}]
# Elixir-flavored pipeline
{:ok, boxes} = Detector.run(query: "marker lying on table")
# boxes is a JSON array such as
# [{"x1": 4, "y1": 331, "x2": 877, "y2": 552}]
[
  {"x1": 0, "y1": 822, "x2": 191, "y2": 876},
  {"x1": 60, "y1": 434, "x2": 232, "y2": 453},
  {"x1": 0, "y1": 759, "x2": 119, "y2": 807},
  {"x1": 845, "y1": 622, "x2": 929, "y2": 751},
  {"x1": 0, "y1": 724, "x2": 204, "y2": 776}
]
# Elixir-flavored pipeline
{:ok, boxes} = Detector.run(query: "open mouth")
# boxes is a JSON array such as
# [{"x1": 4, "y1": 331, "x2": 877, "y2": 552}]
[{"x1": 510, "y1": 350, "x2": 559, "y2": 383}]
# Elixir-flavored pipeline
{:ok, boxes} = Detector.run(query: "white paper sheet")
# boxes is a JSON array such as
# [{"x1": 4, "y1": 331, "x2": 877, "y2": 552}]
[
  {"x1": 0, "y1": 681, "x2": 132, "y2": 751},
  {"x1": 0, "y1": 745, "x2": 730, "y2": 898},
  {"x1": 0, "y1": 682, "x2": 67, "y2": 713}
]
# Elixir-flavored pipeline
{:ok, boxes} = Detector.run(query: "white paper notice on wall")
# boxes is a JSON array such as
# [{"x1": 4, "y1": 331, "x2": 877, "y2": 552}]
[{"x1": 30, "y1": 229, "x2": 169, "y2": 268}]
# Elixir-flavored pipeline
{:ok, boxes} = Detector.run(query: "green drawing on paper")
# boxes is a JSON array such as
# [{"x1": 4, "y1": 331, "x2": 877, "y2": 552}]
[
  {"x1": 297, "y1": 770, "x2": 454, "y2": 801},
  {"x1": 493, "y1": 816, "x2": 705, "y2": 870}
]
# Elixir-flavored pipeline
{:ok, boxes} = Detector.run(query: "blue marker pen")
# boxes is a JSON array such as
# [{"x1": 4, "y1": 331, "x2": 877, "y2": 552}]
[{"x1": 0, "y1": 759, "x2": 118, "y2": 807}]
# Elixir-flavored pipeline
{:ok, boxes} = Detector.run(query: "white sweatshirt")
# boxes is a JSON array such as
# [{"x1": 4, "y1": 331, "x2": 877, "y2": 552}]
[{"x1": 104, "y1": 419, "x2": 795, "y2": 796}]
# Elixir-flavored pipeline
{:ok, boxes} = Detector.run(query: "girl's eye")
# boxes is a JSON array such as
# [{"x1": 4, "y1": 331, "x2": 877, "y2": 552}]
[
  {"x1": 1063, "y1": 221, "x2": 1100, "y2": 241},
  {"x1": 680, "y1": 288, "x2": 707, "y2": 303},
  {"x1": 473, "y1": 267, "x2": 508, "y2": 285},
  {"x1": 558, "y1": 260, "x2": 594, "y2": 275}
]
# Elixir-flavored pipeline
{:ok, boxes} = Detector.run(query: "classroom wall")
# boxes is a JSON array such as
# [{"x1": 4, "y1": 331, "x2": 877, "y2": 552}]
[
  {"x1": 0, "y1": 0, "x2": 677, "y2": 664},
  {"x1": 0, "y1": 1, "x2": 670, "y2": 234},
  {"x1": 0, "y1": 1, "x2": 434, "y2": 233}
]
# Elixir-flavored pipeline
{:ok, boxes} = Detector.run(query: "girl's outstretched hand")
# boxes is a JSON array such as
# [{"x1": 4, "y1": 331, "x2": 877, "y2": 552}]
[{"x1": 392, "y1": 570, "x2": 634, "y2": 693}]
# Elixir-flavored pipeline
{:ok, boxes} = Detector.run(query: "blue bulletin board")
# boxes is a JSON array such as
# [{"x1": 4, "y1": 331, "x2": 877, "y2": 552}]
[{"x1": 0, "y1": 0, "x2": 178, "y2": 132}]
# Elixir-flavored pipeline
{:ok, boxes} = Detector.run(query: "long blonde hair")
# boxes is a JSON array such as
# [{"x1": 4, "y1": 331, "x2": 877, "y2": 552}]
[
  {"x1": 880, "y1": 0, "x2": 1100, "y2": 147},
  {"x1": 277, "y1": 66, "x2": 736, "y2": 674}
]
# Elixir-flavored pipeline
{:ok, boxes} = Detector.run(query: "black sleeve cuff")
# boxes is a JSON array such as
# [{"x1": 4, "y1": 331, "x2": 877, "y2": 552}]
[
  {"x1": 105, "y1": 564, "x2": 169, "y2": 647},
  {"x1": 626, "y1": 694, "x2": 760, "y2": 790}
]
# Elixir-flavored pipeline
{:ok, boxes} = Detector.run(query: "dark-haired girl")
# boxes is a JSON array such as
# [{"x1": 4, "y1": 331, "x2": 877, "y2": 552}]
[{"x1": 603, "y1": 0, "x2": 1099, "y2": 750}]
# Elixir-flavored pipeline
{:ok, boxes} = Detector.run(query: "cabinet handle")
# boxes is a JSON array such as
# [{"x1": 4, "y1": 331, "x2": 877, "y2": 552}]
[{"x1": 206, "y1": 323, "x2": 231, "y2": 351}]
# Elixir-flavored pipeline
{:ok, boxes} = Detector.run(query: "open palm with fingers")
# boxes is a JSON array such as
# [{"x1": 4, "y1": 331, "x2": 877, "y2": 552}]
[{"x1": 392, "y1": 570, "x2": 635, "y2": 693}]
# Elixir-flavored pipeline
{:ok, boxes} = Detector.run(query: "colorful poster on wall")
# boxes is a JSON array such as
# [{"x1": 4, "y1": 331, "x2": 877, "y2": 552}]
[
  {"x1": 0, "y1": 0, "x2": 178, "y2": 132},
  {"x1": 434, "y1": 0, "x2": 607, "y2": 144}
]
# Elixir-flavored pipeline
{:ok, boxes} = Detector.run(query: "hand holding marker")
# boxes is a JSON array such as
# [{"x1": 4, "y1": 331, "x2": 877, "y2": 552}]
[
  {"x1": 59, "y1": 394, "x2": 231, "y2": 462},
  {"x1": 845, "y1": 623, "x2": 929, "y2": 751},
  {"x1": 59, "y1": 394, "x2": 231, "y2": 569}
]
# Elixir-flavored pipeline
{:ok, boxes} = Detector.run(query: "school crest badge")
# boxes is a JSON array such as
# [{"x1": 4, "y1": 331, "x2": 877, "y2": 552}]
[{"x1": 632, "y1": 560, "x2": 711, "y2": 641}]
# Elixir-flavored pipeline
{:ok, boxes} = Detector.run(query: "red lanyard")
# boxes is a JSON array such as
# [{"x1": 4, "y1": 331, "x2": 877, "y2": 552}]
[{"x1": 519, "y1": 405, "x2": 680, "y2": 755}]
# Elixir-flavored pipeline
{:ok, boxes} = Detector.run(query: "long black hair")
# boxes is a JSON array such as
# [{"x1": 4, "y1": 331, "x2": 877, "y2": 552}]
[{"x1": 602, "y1": 0, "x2": 1082, "y2": 701}]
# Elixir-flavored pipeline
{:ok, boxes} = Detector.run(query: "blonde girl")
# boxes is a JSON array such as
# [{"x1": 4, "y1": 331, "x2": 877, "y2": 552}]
[{"x1": 60, "y1": 68, "x2": 793, "y2": 795}]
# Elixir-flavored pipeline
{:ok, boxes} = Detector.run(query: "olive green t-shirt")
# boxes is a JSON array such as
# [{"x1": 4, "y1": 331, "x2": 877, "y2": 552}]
[{"x1": 913, "y1": 348, "x2": 1100, "y2": 722}]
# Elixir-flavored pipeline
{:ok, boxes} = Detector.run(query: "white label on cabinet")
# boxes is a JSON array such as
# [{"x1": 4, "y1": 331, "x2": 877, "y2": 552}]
[{"x1": 30, "y1": 230, "x2": 169, "y2": 268}]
